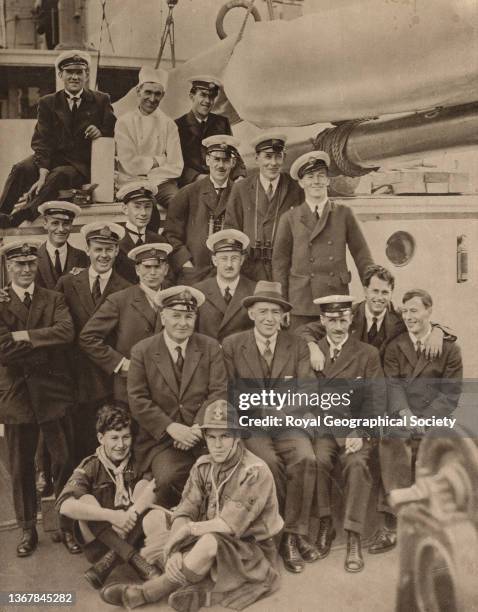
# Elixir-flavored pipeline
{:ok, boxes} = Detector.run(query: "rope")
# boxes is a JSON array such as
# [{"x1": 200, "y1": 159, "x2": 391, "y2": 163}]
[
  {"x1": 226, "y1": 0, "x2": 258, "y2": 63},
  {"x1": 95, "y1": 0, "x2": 115, "y2": 89}
]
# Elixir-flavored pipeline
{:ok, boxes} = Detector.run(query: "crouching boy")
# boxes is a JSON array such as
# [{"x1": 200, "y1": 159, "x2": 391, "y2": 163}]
[
  {"x1": 57, "y1": 404, "x2": 159, "y2": 589},
  {"x1": 100, "y1": 399, "x2": 284, "y2": 611}
]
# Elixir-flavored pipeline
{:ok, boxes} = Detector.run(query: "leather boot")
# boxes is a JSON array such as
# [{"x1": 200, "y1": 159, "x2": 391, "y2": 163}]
[
  {"x1": 84, "y1": 550, "x2": 120, "y2": 589},
  {"x1": 62, "y1": 530, "x2": 82, "y2": 555},
  {"x1": 368, "y1": 526, "x2": 397, "y2": 554},
  {"x1": 279, "y1": 533, "x2": 304, "y2": 573},
  {"x1": 17, "y1": 527, "x2": 38, "y2": 557},
  {"x1": 345, "y1": 531, "x2": 364, "y2": 572},
  {"x1": 129, "y1": 553, "x2": 160, "y2": 581},
  {"x1": 316, "y1": 516, "x2": 336, "y2": 559},
  {"x1": 296, "y1": 534, "x2": 320, "y2": 563},
  {"x1": 101, "y1": 583, "x2": 146, "y2": 609}
]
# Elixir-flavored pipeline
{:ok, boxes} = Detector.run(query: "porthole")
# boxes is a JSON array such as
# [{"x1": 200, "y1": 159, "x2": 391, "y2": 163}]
[{"x1": 385, "y1": 231, "x2": 415, "y2": 267}]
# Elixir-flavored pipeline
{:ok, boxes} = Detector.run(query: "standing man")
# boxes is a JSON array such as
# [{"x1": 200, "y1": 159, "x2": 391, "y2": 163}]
[
  {"x1": 80, "y1": 243, "x2": 172, "y2": 405},
  {"x1": 0, "y1": 50, "x2": 116, "y2": 227},
  {"x1": 175, "y1": 76, "x2": 245, "y2": 187},
  {"x1": 311, "y1": 295, "x2": 385, "y2": 573},
  {"x1": 225, "y1": 132, "x2": 303, "y2": 282},
  {"x1": 222, "y1": 281, "x2": 319, "y2": 573},
  {"x1": 164, "y1": 135, "x2": 239, "y2": 285},
  {"x1": 127, "y1": 286, "x2": 228, "y2": 510},
  {"x1": 114, "y1": 182, "x2": 174, "y2": 283},
  {"x1": 273, "y1": 151, "x2": 373, "y2": 330},
  {"x1": 115, "y1": 66, "x2": 183, "y2": 230},
  {"x1": 55, "y1": 222, "x2": 130, "y2": 463},
  {"x1": 0, "y1": 241, "x2": 75, "y2": 557},
  {"x1": 35, "y1": 201, "x2": 87, "y2": 288},
  {"x1": 193, "y1": 229, "x2": 256, "y2": 342}
]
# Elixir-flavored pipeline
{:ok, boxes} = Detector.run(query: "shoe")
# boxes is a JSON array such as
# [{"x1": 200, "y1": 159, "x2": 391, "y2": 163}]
[
  {"x1": 345, "y1": 531, "x2": 364, "y2": 573},
  {"x1": 168, "y1": 585, "x2": 207, "y2": 612},
  {"x1": 84, "y1": 550, "x2": 120, "y2": 590},
  {"x1": 316, "y1": 517, "x2": 336, "y2": 559},
  {"x1": 16, "y1": 527, "x2": 38, "y2": 557},
  {"x1": 129, "y1": 553, "x2": 160, "y2": 581},
  {"x1": 368, "y1": 526, "x2": 397, "y2": 554},
  {"x1": 296, "y1": 534, "x2": 320, "y2": 563},
  {"x1": 100, "y1": 583, "x2": 148, "y2": 608},
  {"x1": 279, "y1": 533, "x2": 304, "y2": 573},
  {"x1": 62, "y1": 530, "x2": 82, "y2": 554}
]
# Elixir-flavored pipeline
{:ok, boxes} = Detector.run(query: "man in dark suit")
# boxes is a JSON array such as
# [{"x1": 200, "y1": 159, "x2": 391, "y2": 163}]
[
  {"x1": 225, "y1": 133, "x2": 303, "y2": 282},
  {"x1": 193, "y1": 229, "x2": 255, "y2": 342},
  {"x1": 80, "y1": 243, "x2": 172, "y2": 405},
  {"x1": 164, "y1": 135, "x2": 239, "y2": 285},
  {"x1": 222, "y1": 281, "x2": 319, "y2": 574},
  {"x1": 0, "y1": 50, "x2": 116, "y2": 228},
  {"x1": 273, "y1": 151, "x2": 373, "y2": 330},
  {"x1": 55, "y1": 222, "x2": 130, "y2": 463},
  {"x1": 175, "y1": 76, "x2": 245, "y2": 187},
  {"x1": 127, "y1": 286, "x2": 228, "y2": 509},
  {"x1": 311, "y1": 295, "x2": 385, "y2": 572},
  {"x1": 0, "y1": 240, "x2": 75, "y2": 557}
]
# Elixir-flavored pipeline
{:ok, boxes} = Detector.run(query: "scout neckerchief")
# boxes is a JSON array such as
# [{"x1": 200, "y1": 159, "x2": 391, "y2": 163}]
[{"x1": 96, "y1": 445, "x2": 133, "y2": 508}]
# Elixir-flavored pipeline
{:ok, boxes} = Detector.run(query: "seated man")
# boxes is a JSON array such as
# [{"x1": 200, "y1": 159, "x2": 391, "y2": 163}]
[
  {"x1": 193, "y1": 229, "x2": 255, "y2": 342},
  {"x1": 222, "y1": 281, "x2": 319, "y2": 573},
  {"x1": 0, "y1": 50, "x2": 116, "y2": 228},
  {"x1": 80, "y1": 242, "x2": 173, "y2": 405},
  {"x1": 57, "y1": 404, "x2": 159, "y2": 589},
  {"x1": 127, "y1": 286, "x2": 228, "y2": 509},
  {"x1": 100, "y1": 399, "x2": 283, "y2": 611},
  {"x1": 115, "y1": 67, "x2": 183, "y2": 231},
  {"x1": 312, "y1": 295, "x2": 386, "y2": 573}
]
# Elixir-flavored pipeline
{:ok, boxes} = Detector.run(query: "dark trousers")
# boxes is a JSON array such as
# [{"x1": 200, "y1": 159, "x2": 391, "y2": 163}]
[
  {"x1": 245, "y1": 432, "x2": 316, "y2": 535},
  {"x1": 83, "y1": 519, "x2": 144, "y2": 564},
  {"x1": 0, "y1": 155, "x2": 85, "y2": 221},
  {"x1": 4, "y1": 420, "x2": 72, "y2": 528},
  {"x1": 377, "y1": 437, "x2": 418, "y2": 514},
  {"x1": 314, "y1": 435, "x2": 372, "y2": 535},
  {"x1": 150, "y1": 444, "x2": 203, "y2": 509}
]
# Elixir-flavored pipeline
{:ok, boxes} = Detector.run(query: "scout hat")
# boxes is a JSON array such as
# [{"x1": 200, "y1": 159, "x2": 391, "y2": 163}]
[
  {"x1": 200, "y1": 399, "x2": 241, "y2": 431},
  {"x1": 80, "y1": 222, "x2": 125, "y2": 244},
  {"x1": 1, "y1": 240, "x2": 41, "y2": 262},
  {"x1": 138, "y1": 66, "x2": 169, "y2": 92},
  {"x1": 55, "y1": 50, "x2": 91, "y2": 72},
  {"x1": 290, "y1": 151, "x2": 331, "y2": 181},
  {"x1": 313, "y1": 295, "x2": 356, "y2": 317},
  {"x1": 116, "y1": 182, "x2": 158, "y2": 204},
  {"x1": 188, "y1": 75, "x2": 222, "y2": 96},
  {"x1": 250, "y1": 131, "x2": 287, "y2": 154},
  {"x1": 128, "y1": 243, "x2": 172, "y2": 263},
  {"x1": 242, "y1": 280, "x2": 292, "y2": 312},
  {"x1": 202, "y1": 135, "x2": 240, "y2": 158},
  {"x1": 38, "y1": 201, "x2": 81, "y2": 220},
  {"x1": 206, "y1": 229, "x2": 249, "y2": 253},
  {"x1": 155, "y1": 286, "x2": 205, "y2": 311}
]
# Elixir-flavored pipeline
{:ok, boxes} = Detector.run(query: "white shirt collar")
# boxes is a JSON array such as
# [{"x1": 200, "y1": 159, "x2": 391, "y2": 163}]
[
  {"x1": 140, "y1": 282, "x2": 161, "y2": 307},
  {"x1": 193, "y1": 112, "x2": 208, "y2": 124},
  {"x1": 209, "y1": 177, "x2": 228, "y2": 190},
  {"x1": 163, "y1": 331, "x2": 190, "y2": 362},
  {"x1": 125, "y1": 221, "x2": 146, "y2": 241},
  {"x1": 305, "y1": 196, "x2": 328, "y2": 216},
  {"x1": 259, "y1": 174, "x2": 280, "y2": 196},
  {"x1": 45, "y1": 240, "x2": 68, "y2": 260},
  {"x1": 216, "y1": 276, "x2": 240, "y2": 296},
  {"x1": 11, "y1": 282, "x2": 35, "y2": 302},
  {"x1": 88, "y1": 266, "x2": 112, "y2": 282},
  {"x1": 326, "y1": 334, "x2": 348, "y2": 358},
  {"x1": 65, "y1": 89, "x2": 84, "y2": 100},
  {"x1": 254, "y1": 328, "x2": 278, "y2": 355},
  {"x1": 408, "y1": 325, "x2": 432, "y2": 350},
  {"x1": 364, "y1": 303, "x2": 387, "y2": 331}
]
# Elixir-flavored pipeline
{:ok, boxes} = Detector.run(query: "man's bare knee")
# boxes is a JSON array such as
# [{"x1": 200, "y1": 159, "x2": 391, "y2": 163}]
[{"x1": 196, "y1": 533, "x2": 218, "y2": 560}]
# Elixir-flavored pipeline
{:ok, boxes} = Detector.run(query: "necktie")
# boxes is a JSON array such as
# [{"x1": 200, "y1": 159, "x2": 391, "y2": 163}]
[
  {"x1": 128, "y1": 229, "x2": 144, "y2": 245},
  {"x1": 314, "y1": 206, "x2": 320, "y2": 221},
  {"x1": 266, "y1": 182, "x2": 274, "y2": 201},
  {"x1": 175, "y1": 346, "x2": 184, "y2": 372},
  {"x1": 416, "y1": 340, "x2": 422, "y2": 354},
  {"x1": 263, "y1": 339, "x2": 274, "y2": 369},
  {"x1": 224, "y1": 286, "x2": 232, "y2": 305},
  {"x1": 216, "y1": 187, "x2": 225, "y2": 203},
  {"x1": 23, "y1": 291, "x2": 32, "y2": 309},
  {"x1": 54, "y1": 249, "x2": 62, "y2": 277},
  {"x1": 332, "y1": 347, "x2": 341, "y2": 362},
  {"x1": 368, "y1": 317, "x2": 378, "y2": 342},
  {"x1": 92, "y1": 275, "x2": 102, "y2": 304},
  {"x1": 70, "y1": 96, "x2": 79, "y2": 124}
]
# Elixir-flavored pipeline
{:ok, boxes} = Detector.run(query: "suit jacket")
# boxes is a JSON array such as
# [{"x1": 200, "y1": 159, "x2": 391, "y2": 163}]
[
  {"x1": 383, "y1": 333, "x2": 462, "y2": 418},
  {"x1": 175, "y1": 110, "x2": 245, "y2": 186},
  {"x1": 55, "y1": 269, "x2": 130, "y2": 403},
  {"x1": 272, "y1": 200, "x2": 373, "y2": 316},
  {"x1": 31, "y1": 89, "x2": 116, "y2": 179},
  {"x1": 164, "y1": 176, "x2": 234, "y2": 283},
  {"x1": 79, "y1": 284, "x2": 164, "y2": 401},
  {"x1": 127, "y1": 332, "x2": 228, "y2": 472},
  {"x1": 35, "y1": 241, "x2": 88, "y2": 290},
  {"x1": 224, "y1": 172, "x2": 303, "y2": 281},
  {"x1": 193, "y1": 275, "x2": 256, "y2": 342},
  {"x1": 0, "y1": 286, "x2": 74, "y2": 424}
]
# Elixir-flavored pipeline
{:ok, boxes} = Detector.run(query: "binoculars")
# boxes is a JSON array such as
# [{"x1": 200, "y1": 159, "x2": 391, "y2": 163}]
[{"x1": 250, "y1": 240, "x2": 273, "y2": 262}]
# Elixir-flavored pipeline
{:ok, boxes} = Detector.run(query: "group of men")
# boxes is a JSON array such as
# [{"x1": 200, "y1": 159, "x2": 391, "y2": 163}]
[{"x1": 0, "y1": 48, "x2": 464, "y2": 612}]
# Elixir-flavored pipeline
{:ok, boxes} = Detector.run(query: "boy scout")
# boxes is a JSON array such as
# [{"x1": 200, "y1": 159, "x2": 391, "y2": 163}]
[
  {"x1": 193, "y1": 229, "x2": 255, "y2": 342},
  {"x1": 57, "y1": 404, "x2": 159, "y2": 589},
  {"x1": 100, "y1": 399, "x2": 283, "y2": 611},
  {"x1": 272, "y1": 151, "x2": 373, "y2": 330}
]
